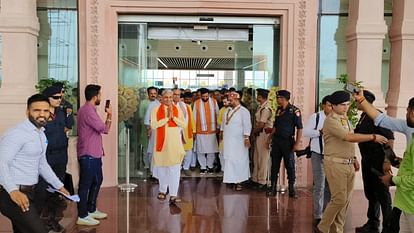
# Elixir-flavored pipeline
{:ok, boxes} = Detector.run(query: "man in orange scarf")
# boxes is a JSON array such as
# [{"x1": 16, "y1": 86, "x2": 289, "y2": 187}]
[
  {"x1": 193, "y1": 88, "x2": 219, "y2": 175},
  {"x1": 151, "y1": 89, "x2": 186, "y2": 205}
]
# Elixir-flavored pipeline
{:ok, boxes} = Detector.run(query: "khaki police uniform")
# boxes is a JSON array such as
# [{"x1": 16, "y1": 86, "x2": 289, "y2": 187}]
[
  {"x1": 252, "y1": 101, "x2": 273, "y2": 185},
  {"x1": 318, "y1": 112, "x2": 355, "y2": 233}
]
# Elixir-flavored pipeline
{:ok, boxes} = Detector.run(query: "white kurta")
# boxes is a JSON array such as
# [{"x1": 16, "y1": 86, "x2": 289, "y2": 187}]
[{"x1": 222, "y1": 105, "x2": 252, "y2": 184}]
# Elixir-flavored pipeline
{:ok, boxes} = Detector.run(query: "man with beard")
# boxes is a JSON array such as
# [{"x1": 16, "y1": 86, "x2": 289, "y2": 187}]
[
  {"x1": 354, "y1": 90, "x2": 394, "y2": 233},
  {"x1": 354, "y1": 91, "x2": 414, "y2": 233},
  {"x1": 0, "y1": 94, "x2": 69, "y2": 233},
  {"x1": 76, "y1": 84, "x2": 112, "y2": 226},
  {"x1": 221, "y1": 91, "x2": 252, "y2": 191},
  {"x1": 140, "y1": 86, "x2": 158, "y2": 170},
  {"x1": 193, "y1": 88, "x2": 219, "y2": 175},
  {"x1": 144, "y1": 87, "x2": 161, "y2": 177}
]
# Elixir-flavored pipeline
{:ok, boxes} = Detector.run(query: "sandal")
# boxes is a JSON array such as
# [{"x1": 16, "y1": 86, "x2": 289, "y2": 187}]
[
  {"x1": 169, "y1": 196, "x2": 182, "y2": 205},
  {"x1": 234, "y1": 184, "x2": 243, "y2": 191},
  {"x1": 157, "y1": 192, "x2": 166, "y2": 201}
]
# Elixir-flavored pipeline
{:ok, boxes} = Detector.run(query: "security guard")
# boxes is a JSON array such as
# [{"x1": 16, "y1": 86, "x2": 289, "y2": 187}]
[
  {"x1": 251, "y1": 88, "x2": 273, "y2": 190},
  {"x1": 354, "y1": 90, "x2": 394, "y2": 233},
  {"x1": 266, "y1": 90, "x2": 303, "y2": 197},
  {"x1": 316, "y1": 90, "x2": 388, "y2": 233}
]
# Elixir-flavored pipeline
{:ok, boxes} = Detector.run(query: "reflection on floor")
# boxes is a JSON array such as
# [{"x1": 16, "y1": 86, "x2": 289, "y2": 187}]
[{"x1": 0, "y1": 178, "x2": 372, "y2": 233}]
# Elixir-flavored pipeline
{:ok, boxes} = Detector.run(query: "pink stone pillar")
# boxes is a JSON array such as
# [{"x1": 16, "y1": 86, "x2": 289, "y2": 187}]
[
  {"x1": 346, "y1": 0, "x2": 387, "y2": 108},
  {"x1": 387, "y1": 0, "x2": 414, "y2": 117},
  {"x1": 386, "y1": 0, "x2": 414, "y2": 155},
  {"x1": 0, "y1": 0, "x2": 39, "y2": 133}
]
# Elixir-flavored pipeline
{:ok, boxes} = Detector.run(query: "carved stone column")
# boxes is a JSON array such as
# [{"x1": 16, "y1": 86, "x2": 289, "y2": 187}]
[
  {"x1": 0, "y1": 0, "x2": 39, "y2": 133},
  {"x1": 387, "y1": 0, "x2": 414, "y2": 117},
  {"x1": 346, "y1": 0, "x2": 387, "y2": 108},
  {"x1": 386, "y1": 0, "x2": 414, "y2": 155}
]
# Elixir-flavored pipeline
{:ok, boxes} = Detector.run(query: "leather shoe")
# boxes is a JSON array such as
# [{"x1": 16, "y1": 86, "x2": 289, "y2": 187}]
[{"x1": 355, "y1": 222, "x2": 379, "y2": 233}]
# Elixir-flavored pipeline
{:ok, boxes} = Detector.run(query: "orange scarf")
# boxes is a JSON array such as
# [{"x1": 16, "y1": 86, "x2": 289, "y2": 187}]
[
  {"x1": 186, "y1": 105, "x2": 193, "y2": 139},
  {"x1": 156, "y1": 104, "x2": 178, "y2": 152},
  {"x1": 195, "y1": 99, "x2": 216, "y2": 134}
]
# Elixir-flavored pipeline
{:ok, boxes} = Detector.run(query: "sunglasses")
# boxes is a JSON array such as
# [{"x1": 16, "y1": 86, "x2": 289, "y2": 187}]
[{"x1": 51, "y1": 96, "x2": 63, "y2": 100}]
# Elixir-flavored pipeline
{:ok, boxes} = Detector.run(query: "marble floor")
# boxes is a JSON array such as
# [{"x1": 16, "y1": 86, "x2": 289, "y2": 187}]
[{"x1": 0, "y1": 178, "x2": 374, "y2": 233}]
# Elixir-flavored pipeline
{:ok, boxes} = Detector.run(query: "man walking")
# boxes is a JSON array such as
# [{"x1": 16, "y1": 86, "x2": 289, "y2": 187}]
[
  {"x1": 76, "y1": 84, "x2": 112, "y2": 226},
  {"x1": 303, "y1": 95, "x2": 332, "y2": 230},
  {"x1": 0, "y1": 94, "x2": 69, "y2": 233},
  {"x1": 151, "y1": 89, "x2": 186, "y2": 205},
  {"x1": 221, "y1": 91, "x2": 252, "y2": 191},
  {"x1": 193, "y1": 88, "x2": 219, "y2": 175},
  {"x1": 316, "y1": 90, "x2": 388, "y2": 233}
]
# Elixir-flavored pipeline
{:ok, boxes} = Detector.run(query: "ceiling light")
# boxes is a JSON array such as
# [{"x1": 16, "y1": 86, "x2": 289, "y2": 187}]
[
  {"x1": 157, "y1": 58, "x2": 168, "y2": 68},
  {"x1": 204, "y1": 58, "x2": 212, "y2": 69}
]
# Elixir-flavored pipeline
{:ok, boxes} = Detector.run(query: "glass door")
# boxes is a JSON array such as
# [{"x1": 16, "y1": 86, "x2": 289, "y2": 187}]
[{"x1": 118, "y1": 23, "x2": 148, "y2": 180}]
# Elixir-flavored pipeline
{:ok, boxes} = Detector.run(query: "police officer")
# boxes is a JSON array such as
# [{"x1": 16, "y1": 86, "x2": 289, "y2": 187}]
[
  {"x1": 251, "y1": 88, "x2": 273, "y2": 190},
  {"x1": 35, "y1": 86, "x2": 72, "y2": 232},
  {"x1": 266, "y1": 90, "x2": 303, "y2": 197},
  {"x1": 316, "y1": 90, "x2": 388, "y2": 233},
  {"x1": 354, "y1": 90, "x2": 394, "y2": 233}
]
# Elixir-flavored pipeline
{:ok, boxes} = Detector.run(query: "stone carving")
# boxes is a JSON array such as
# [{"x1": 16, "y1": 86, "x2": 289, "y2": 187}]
[{"x1": 89, "y1": 0, "x2": 99, "y2": 83}]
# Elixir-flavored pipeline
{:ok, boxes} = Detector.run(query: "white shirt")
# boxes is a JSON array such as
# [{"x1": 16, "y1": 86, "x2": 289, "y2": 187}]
[{"x1": 303, "y1": 111, "x2": 326, "y2": 154}]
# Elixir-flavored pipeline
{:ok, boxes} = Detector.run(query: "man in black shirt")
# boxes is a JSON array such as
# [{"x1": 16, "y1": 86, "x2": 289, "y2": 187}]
[
  {"x1": 354, "y1": 90, "x2": 394, "y2": 233},
  {"x1": 266, "y1": 90, "x2": 303, "y2": 197}
]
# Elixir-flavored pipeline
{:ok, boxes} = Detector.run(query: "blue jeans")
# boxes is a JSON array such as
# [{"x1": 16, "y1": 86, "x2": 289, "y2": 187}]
[
  {"x1": 77, "y1": 155, "x2": 103, "y2": 218},
  {"x1": 311, "y1": 152, "x2": 331, "y2": 219}
]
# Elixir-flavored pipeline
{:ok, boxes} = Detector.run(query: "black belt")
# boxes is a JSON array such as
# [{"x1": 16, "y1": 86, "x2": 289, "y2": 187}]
[{"x1": 0, "y1": 185, "x2": 35, "y2": 192}]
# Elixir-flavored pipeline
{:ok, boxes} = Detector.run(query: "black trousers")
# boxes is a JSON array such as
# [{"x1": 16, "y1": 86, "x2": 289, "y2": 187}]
[
  {"x1": 382, "y1": 207, "x2": 401, "y2": 233},
  {"x1": 0, "y1": 188, "x2": 47, "y2": 233},
  {"x1": 34, "y1": 163, "x2": 66, "y2": 219},
  {"x1": 361, "y1": 157, "x2": 392, "y2": 228},
  {"x1": 270, "y1": 137, "x2": 296, "y2": 185}
]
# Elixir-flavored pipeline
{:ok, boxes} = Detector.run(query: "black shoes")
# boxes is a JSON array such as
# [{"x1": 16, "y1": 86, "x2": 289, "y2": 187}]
[
  {"x1": 355, "y1": 222, "x2": 380, "y2": 233},
  {"x1": 46, "y1": 219, "x2": 64, "y2": 232},
  {"x1": 288, "y1": 184, "x2": 297, "y2": 198},
  {"x1": 266, "y1": 185, "x2": 277, "y2": 196}
]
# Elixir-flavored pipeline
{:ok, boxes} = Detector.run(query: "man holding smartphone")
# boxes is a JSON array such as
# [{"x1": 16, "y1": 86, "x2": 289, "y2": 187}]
[{"x1": 76, "y1": 84, "x2": 112, "y2": 226}]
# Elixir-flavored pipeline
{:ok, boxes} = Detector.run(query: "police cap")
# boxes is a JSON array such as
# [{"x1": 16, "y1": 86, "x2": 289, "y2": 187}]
[
  {"x1": 256, "y1": 88, "x2": 269, "y2": 98},
  {"x1": 276, "y1": 90, "x2": 291, "y2": 100},
  {"x1": 42, "y1": 86, "x2": 62, "y2": 97},
  {"x1": 329, "y1": 90, "x2": 350, "y2": 105}
]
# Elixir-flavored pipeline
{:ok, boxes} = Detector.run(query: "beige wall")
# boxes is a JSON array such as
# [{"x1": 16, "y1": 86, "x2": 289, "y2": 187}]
[{"x1": 77, "y1": 0, "x2": 318, "y2": 188}]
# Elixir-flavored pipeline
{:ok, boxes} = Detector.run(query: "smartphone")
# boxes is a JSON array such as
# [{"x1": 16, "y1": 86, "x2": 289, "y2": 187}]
[
  {"x1": 345, "y1": 83, "x2": 360, "y2": 93},
  {"x1": 105, "y1": 99, "x2": 110, "y2": 112}
]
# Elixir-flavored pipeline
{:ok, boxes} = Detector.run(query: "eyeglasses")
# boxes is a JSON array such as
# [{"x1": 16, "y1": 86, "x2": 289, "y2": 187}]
[{"x1": 51, "y1": 96, "x2": 63, "y2": 100}]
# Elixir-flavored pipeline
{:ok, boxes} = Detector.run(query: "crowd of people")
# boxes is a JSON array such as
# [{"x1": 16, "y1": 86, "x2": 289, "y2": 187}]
[{"x1": 0, "y1": 83, "x2": 413, "y2": 233}]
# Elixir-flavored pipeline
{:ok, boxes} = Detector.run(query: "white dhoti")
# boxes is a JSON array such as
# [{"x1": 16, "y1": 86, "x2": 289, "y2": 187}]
[
  {"x1": 196, "y1": 134, "x2": 218, "y2": 170},
  {"x1": 222, "y1": 106, "x2": 251, "y2": 184},
  {"x1": 156, "y1": 164, "x2": 181, "y2": 196}
]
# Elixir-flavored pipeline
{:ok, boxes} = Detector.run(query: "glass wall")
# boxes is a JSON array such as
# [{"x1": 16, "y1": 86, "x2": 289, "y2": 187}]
[
  {"x1": 318, "y1": 0, "x2": 392, "y2": 103},
  {"x1": 37, "y1": 0, "x2": 78, "y2": 134},
  {"x1": 118, "y1": 20, "x2": 279, "y2": 180}
]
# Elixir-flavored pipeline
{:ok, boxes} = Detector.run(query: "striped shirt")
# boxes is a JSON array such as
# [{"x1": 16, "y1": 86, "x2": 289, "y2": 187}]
[{"x1": 0, "y1": 120, "x2": 63, "y2": 193}]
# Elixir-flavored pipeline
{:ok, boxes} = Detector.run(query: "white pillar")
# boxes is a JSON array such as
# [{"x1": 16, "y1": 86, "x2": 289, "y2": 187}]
[
  {"x1": 346, "y1": 0, "x2": 387, "y2": 108},
  {"x1": 0, "y1": 0, "x2": 39, "y2": 133}
]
